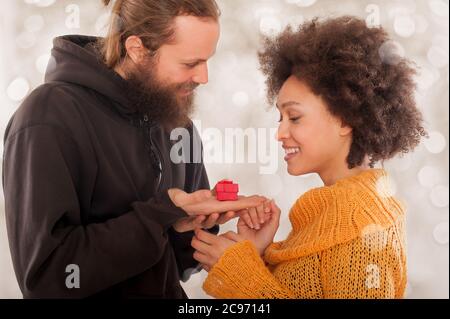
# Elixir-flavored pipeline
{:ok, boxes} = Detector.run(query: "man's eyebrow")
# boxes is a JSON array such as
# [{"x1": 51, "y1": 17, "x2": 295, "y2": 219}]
[
  {"x1": 276, "y1": 101, "x2": 302, "y2": 109},
  {"x1": 183, "y1": 50, "x2": 217, "y2": 63}
]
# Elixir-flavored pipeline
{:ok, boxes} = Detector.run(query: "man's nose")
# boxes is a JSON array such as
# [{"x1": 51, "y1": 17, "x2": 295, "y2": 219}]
[{"x1": 192, "y1": 63, "x2": 208, "y2": 85}]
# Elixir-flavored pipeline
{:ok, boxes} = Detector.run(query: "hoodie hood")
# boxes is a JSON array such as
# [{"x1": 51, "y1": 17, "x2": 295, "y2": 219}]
[{"x1": 45, "y1": 35, "x2": 134, "y2": 116}]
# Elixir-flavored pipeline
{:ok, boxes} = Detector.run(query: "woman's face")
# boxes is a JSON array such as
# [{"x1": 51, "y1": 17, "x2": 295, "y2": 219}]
[{"x1": 276, "y1": 75, "x2": 352, "y2": 176}]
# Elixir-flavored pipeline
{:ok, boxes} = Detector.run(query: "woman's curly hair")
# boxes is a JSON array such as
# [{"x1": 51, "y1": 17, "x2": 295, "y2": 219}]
[{"x1": 259, "y1": 16, "x2": 427, "y2": 168}]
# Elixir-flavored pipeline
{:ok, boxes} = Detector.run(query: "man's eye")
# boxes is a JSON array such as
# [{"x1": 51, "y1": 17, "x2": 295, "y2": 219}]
[
  {"x1": 185, "y1": 63, "x2": 199, "y2": 68},
  {"x1": 290, "y1": 117, "x2": 301, "y2": 123}
]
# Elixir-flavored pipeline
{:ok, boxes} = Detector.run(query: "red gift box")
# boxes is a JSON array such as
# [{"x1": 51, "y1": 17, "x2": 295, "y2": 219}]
[{"x1": 215, "y1": 180, "x2": 239, "y2": 201}]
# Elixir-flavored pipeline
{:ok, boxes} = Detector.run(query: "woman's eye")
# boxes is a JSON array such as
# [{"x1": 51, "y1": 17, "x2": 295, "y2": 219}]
[{"x1": 290, "y1": 117, "x2": 301, "y2": 123}]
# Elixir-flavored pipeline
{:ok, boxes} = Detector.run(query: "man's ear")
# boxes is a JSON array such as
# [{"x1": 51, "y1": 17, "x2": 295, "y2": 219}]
[
  {"x1": 339, "y1": 121, "x2": 353, "y2": 136},
  {"x1": 124, "y1": 35, "x2": 146, "y2": 64}
]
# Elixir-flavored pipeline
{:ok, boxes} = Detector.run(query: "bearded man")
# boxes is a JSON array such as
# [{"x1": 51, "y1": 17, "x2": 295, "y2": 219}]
[{"x1": 2, "y1": 0, "x2": 265, "y2": 298}]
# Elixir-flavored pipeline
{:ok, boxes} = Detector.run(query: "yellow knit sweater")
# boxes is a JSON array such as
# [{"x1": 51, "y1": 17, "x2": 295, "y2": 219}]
[{"x1": 203, "y1": 169, "x2": 407, "y2": 299}]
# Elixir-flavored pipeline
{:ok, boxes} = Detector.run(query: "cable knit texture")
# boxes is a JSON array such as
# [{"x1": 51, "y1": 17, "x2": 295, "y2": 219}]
[{"x1": 203, "y1": 169, "x2": 407, "y2": 299}]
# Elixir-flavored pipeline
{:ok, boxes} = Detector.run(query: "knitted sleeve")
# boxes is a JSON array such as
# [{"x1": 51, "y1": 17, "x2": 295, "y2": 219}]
[
  {"x1": 320, "y1": 227, "x2": 406, "y2": 299},
  {"x1": 203, "y1": 240, "x2": 296, "y2": 299}
]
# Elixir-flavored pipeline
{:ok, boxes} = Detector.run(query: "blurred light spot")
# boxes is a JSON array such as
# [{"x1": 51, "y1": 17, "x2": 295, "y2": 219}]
[
  {"x1": 24, "y1": 14, "x2": 44, "y2": 32},
  {"x1": 413, "y1": 14, "x2": 428, "y2": 34},
  {"x1": 424, "y1": 131, "x2": 447, "y2": 154},
  {"x1": 292, "y1": 0, "x2": 317, "y2": 7},
  {"x1": 16, "y1": 32, "x2": 36, "y2": 49},
  {"x1": 427, "y1": 46, "x2": 449, "y2": 68},
  {"x1": 391, "y1": 153, "x2": 413, "y2": 172},
  {"x1": 433, "y1": 222, "x2": 449, "y2": 245},
  {"x1": 388, "y1": 5, "x2": 416, "y2": 20},
  {"x1": 362, "y1": 224, "x2": 389, "y2": 252},
  {"x1": 416, "y1": 66, "x2": 440, "y2": 91},
  {"x1": 429, "y1": 0, "x2": 449, "y2": 18},
  {"x1": 417, "y1": 166, "x2": 440, "y2": 188},
  {"x1": 379, "y1": 40, "x2": 405, "y2": 65},
  {"x1": 430, "y1": 185, "x2": 449, "y2": 208},
  {"x1": 7, "y1": 78, "x2": 30, "y2": 102},
  {"x1": 35, "y1": 0, "x2": 56, "y2": 7},
  {"x1": 433, "y1": 35, "x2": 449, "y2": 53},
  {"x1": 287, "y1": 14, "x2": 305, "y2": 29},
  {"x1": 253, "y1": 7, "x2": 277, "y2": 20},
  {"x1": 376, "y1": 175, "x2": 397, "y2": 198},
  {"x1": 394, "y1": 15, "x2": 416, "y2": 38},
  {"x1": 36, "y1": 54, "x2": 57, "y2": 75},
  {"x1": 259, "y1": 16, "x2": 282, "y2": 36},
  {"x1": 232, "y1": 91, "x2": 250, "y2": 107}
]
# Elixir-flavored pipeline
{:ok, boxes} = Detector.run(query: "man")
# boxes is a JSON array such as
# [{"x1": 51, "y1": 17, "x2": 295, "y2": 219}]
[{"x1": 2, "y1": 0, "x2": 265, "y2": 298}]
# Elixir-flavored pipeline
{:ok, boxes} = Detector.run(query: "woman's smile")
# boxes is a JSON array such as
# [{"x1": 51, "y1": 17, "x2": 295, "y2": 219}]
[{"x1": 283, "y1": 146, "x2": 301, "y2": 162}]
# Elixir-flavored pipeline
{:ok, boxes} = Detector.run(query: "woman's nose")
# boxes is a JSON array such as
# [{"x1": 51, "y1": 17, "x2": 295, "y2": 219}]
[{"x1": 277, "y1": 122, "x2": 290, "y2": 141}]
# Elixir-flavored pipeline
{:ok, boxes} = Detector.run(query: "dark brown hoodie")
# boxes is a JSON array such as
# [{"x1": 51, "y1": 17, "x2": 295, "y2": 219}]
[{"x1": 2, "y1": 35, "x2": 216, "y2": 298}]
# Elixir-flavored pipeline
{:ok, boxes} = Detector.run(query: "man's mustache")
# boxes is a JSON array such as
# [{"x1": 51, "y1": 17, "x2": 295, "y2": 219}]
[{"x1": 176, "y1": 82, "x2": 199, "y2": 91}]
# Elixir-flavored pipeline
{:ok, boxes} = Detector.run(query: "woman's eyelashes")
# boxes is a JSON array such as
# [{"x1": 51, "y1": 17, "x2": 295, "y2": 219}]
[{"x1": 278, "y1": 114, "x2": 301, "y2": 123}]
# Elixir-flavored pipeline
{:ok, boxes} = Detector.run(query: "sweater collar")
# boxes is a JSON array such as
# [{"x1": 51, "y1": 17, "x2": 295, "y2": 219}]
[{"x1": 265, "y1": 169, "x2": 405, "y2": 263}]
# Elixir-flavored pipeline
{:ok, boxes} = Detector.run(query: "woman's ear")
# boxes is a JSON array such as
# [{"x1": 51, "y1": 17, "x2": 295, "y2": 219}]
[
  {"x1": 339, "y1": 121, "x2": 353, "y2": 136},
  {"x1": 124, "y1": 35, "x2": 146, "y2": 64}
]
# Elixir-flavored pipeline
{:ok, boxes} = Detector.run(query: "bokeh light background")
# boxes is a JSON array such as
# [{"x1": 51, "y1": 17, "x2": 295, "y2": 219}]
[{"x1": 0, "y1": 0, "x2": 448, "y2": 298}]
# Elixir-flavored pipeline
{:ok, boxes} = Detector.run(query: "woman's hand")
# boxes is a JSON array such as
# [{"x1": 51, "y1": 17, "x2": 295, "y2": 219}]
[
  {"x1": 191, "y1": 201, "x2": 282, "y2": 270},
  {"x1": 236, "y1": 200, "x2": 272, "y2": 230},
  {"x1": 231, "y1": 200, "x2": 281, "y2": 255},
  {"x1": 191, "y1": 228, "x2": 243, "y2": 270}
]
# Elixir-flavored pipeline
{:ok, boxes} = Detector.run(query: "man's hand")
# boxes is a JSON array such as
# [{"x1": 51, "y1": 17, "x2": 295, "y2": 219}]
[
  {"x1": 168, "y1": 188, "x2": 267, "y2": 217},
  {"x1": 172, "y1": 211, "x2": 236, "y2": 233}
]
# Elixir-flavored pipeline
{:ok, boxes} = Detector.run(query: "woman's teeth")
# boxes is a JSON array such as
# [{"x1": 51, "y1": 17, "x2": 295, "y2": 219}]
[{"x1": 285, "y1": 147, "x2": 300, "y2": 155}]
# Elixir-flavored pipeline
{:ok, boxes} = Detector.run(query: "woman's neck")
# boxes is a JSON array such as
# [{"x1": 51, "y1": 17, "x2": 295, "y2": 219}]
[{"x1": 318, "y1": 160, "x2": 371, "y2": 186}]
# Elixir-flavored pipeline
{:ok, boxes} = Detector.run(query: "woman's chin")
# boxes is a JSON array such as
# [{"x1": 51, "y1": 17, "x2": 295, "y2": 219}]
[{"x1": 287, "y1": 164, "x2": 308, "y2": 176}]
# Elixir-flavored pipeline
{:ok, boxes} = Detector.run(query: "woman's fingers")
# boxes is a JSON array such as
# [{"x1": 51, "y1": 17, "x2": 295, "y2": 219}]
[
  {"x1": 238, "y1": 210, "x2": 254, "y2": 228},
  {"x1": 193, "y1": 250, "x2": 211, "y2": 266},
  {"x1": 255, "y1": 203, "x2": 266, "y2": 225},
  {"x1": 248, "y1": 207, "x2": 260, "y2": 230},
  {"x1": 191, "y1": 235, "x2": 212, "y2": 255},
  {"x1": 271, "y1": 201, "x2": 281, "y2": 218},
  {"x1": 194, "y1": 228, "x2": 220, "y2": 245},
  {"x1": 267, "y1": 200, "x2": 281, "y2": 227}
]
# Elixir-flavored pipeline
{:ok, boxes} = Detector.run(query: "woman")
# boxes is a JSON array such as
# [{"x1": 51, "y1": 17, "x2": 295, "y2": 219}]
[{"x1": 191, "y1": 16, "x2": 426, "y2": 299}]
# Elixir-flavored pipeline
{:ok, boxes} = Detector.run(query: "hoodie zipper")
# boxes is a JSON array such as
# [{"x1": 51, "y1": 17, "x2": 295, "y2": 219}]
[{"x1": 140, "y1": 114, "x2": 165, "y2": 193}]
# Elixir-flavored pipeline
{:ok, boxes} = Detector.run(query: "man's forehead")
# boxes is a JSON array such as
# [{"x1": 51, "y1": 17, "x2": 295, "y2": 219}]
[{"x1": 170, "y1": 15, "x2": 220, "y2": 54}]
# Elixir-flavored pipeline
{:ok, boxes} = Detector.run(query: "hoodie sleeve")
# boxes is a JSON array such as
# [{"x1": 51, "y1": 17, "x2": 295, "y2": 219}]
[
  {"x1": 167, "y1": 123, "x2": 219, "y2": 282},
  {"x1": 2, "y1": 124, "x2": 187, "y2": 298}
]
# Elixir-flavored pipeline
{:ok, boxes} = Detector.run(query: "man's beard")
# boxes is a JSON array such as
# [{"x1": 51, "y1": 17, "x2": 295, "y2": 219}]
[{"x1": 121, "y1": 57, "x2": 198, "y2": 130}]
